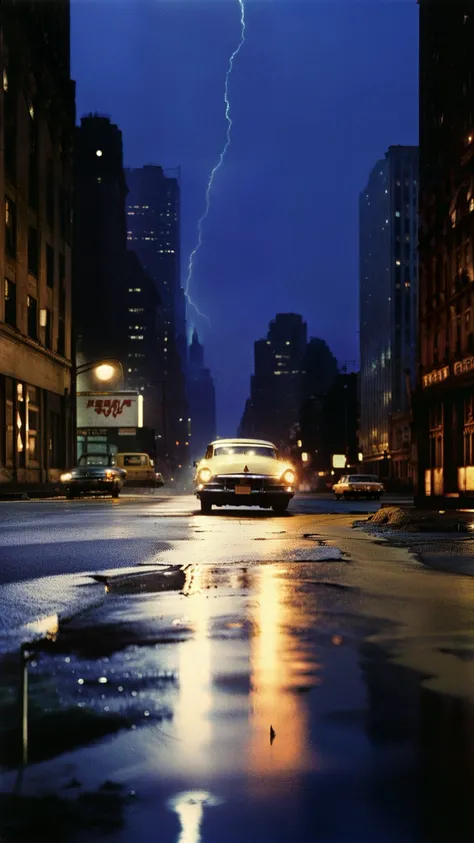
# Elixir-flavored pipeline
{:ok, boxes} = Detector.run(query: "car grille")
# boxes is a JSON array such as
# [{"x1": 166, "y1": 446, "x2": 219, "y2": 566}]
[{"x1": 209, "y1": 475, "x2": 285, "y2": 492}]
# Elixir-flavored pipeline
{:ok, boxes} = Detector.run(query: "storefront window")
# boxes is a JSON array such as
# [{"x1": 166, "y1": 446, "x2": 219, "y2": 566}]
[
  {"x1": 16, "y1": 382, "x2": 25, "y2": 466},
  {"x1": 27, "y1": 386, "x2": 39, "y2": 466},
  {"x1": 6, "y1": 379, "x2": 14, "y2": 467}
]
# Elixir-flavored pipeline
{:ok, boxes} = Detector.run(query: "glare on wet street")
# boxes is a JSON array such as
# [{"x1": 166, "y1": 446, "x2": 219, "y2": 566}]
[{"x1": 1, "y1": 494, "x2": 474, "y2": 843}]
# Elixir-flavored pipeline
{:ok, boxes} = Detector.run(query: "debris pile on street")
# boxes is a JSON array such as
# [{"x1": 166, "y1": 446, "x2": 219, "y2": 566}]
[{"x1": 365, "y1": 506, "x2": 473, "y2": 533}]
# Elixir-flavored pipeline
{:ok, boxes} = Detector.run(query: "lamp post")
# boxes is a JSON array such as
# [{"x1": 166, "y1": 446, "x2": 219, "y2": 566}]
[{"x1": 74, "y1": 359, "x2": 124, "y2": 460}]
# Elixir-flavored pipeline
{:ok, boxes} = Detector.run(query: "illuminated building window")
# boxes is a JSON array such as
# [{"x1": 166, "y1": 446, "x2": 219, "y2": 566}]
[
  {"x1": 395, "y1": 211, "x2": 401, "y2": 218},
  {"x1": 96, "y1": 149, "x2": 103, "y2": 157},
  {"x1": 3, "y1": 68, "x2": 8, "y2": 92},
  {"x1": 129, "y1": 335, "x2": 144, "y2": 340}
]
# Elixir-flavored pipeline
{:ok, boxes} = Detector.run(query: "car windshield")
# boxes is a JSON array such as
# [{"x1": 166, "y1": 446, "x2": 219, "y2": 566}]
[
  {"x1": 349, "y1": 475, "x2": 378, "y2": 482},
  {"x1": 213, "y1": 445, "x2": 277, "y2": 458},
  {"x1": 123, "y1": 455, "x2": 148, "y2": 466},
  {"x1": 77, "y1": 454, "x2": 113, "y2": 467}
]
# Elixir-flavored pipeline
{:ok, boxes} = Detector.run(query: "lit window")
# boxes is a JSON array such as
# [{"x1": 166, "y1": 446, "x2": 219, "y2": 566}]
[
  {"x1": 96, "y1": 149, "x2": 103, "y2": 157},
  {"x1": 396, "y1": 260, "x2": 401, "y2": 266},
  {"x1": 3, "y1": 68, "x2": 8, "y2": 92},
  {"x1": 29, "y1": 102, "x2": 34, "y2": 119},
  {"x1": 129, "y1": 335, "x2": 144, "y2": 340},
  {"x1": 470, "y1": 198, "x2": 474, "y2": 213},
  {"x1": 395, "y1": 211, "x2": 401, "y2": 218},
  {"x1": 97, "y1": 177, "x2": 102, "y2": 184}
]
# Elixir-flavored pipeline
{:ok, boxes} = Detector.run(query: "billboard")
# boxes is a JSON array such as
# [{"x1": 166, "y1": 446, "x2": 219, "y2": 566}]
[{"x1": 77, "y1": 392, "x2": 143, "y2": 428}]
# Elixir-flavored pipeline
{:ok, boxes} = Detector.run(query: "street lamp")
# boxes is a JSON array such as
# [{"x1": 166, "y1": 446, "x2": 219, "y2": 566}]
[
  {"x1": 94, "y1": 364, "x2": 118, "y2": 383},
  {"x1": 76, "y1": 359, "x2": 124, "y2": 388}
]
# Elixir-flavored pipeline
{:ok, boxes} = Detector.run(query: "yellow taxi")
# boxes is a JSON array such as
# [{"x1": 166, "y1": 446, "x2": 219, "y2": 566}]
[{"x1": 115, "y1": 453, "x2": 156, "y2": 487}]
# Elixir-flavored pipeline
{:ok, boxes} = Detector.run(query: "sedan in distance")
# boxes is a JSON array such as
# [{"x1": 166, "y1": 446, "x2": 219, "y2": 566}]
[{"x1": 333, "y1": 474, "x2": 384, "y2": 501}]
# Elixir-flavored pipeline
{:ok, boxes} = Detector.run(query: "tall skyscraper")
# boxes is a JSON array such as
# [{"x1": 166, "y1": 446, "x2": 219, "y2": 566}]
[
  {"x1": 416, "y1": 3, "x2": 474, "y2": 503},
  {"x1": 125, "y1": 165, "x2": 189, "y2": 467},
  {"x1": 0, "y1": 0, "x2": 75, "y2": 484},
  {"x1": 187, "y1": 330, "x2": 216, "y2": 459},
  {"x1": 125, "y1": 251, "x2": 161, "y2": 430},
  {"x1": 239, "y1": 314, "x2": 307, "y2": 447},
  {"x1": 359, "y1": 146, "x2": 418, "y2": 476},
  {"x1": 73, "y1": 114, "x2": 129, "y2": 364}
]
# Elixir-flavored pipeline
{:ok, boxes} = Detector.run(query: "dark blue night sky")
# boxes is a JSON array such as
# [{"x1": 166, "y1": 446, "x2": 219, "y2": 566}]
[{"x1": 71, "y1": 0, "x2": 418, "y2": 435}]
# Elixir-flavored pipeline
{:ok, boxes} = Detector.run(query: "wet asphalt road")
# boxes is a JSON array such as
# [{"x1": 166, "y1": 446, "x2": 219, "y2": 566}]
[
  {"x1": 2, "y1": 493, "x2": 474, "y2": 842},
  {"x1": 0, "y1": 493, "x2": 409, "y2": 586}
]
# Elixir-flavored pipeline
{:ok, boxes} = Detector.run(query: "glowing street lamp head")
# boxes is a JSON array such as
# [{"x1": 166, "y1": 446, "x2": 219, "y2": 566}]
[{"x1": 94, "y1": 363, "x2": 116, "y2": 382}]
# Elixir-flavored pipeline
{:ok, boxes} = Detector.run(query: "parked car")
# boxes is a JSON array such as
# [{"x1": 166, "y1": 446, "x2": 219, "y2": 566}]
[
  {"x1": 194, "y1": 438, "x2": 296, "y2": 514},
  {"x1": 60, "y1": 453, "x2": 126, "y2": 499},
  {"x1": 115, "y1": 452, "x2": 156, "y2": 487},
  {"x1": 333, "y1": 474, "x2": 384, "y2": 501}
]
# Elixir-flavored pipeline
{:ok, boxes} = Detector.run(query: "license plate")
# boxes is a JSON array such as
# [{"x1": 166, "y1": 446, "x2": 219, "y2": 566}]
[{"x1": 235, "y1": 485, "x2": 251, "y2": 495}]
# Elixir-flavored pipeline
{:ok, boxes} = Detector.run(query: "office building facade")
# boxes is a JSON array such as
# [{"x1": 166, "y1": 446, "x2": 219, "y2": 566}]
[
  {"x1": 0, "y1": 0, "x2": 75, "y2": 484},
  {"x1": 359, "y1": 145, "x2": 418, "y2": 480},
  {"x1": 416, "y1": 3, "x2": 474, "y2": 503},
  {"x1": 125, "y1": 165, "x2": 189, "y2": 467},
  {"x1": 239, "y1": 314, "x2": 307, "y2": 448},
  {"x1": 187, "y1": 330, "x2": 216, "y2": 459},
  {"x1": 73, "y1": 114, "x2": 129, "y2": 364}
]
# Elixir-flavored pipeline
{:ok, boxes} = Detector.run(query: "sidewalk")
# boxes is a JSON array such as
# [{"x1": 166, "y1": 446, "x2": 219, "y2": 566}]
[
  {"x1": 0, "y1": 482, "x2": 61, "y2": 501},
  {"x1": 0, "y1": 484, "x2": 174, "y2": 502}
]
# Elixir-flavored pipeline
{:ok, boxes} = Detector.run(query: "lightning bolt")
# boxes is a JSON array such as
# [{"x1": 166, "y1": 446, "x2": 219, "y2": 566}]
[{"x1": 184, "y1": 0, "x2": 246, "y2": 325}]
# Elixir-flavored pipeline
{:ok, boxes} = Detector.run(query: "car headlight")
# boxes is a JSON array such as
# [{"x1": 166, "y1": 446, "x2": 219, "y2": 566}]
[
  {"x1": 60, "y1": 472, "x2": 72, "y2": 482},
  {"x1": 281, "y1": 468, "x2": 295, "y2": 485},
  {"x1": 198, "y1": 467, "x2": 212, "y2": 483},
  {"x1": 105, "y1": 471, "x2": 114, "y2": 480}
]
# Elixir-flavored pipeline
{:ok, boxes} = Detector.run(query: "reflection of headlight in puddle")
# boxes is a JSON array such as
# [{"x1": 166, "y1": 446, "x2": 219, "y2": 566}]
[{"x1": 167, "y1": 790, "x2": 222, "y2": 843}]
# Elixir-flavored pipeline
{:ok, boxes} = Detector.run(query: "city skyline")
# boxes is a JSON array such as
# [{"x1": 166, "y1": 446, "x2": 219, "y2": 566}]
[{"x1": 71, "y1": 0, "x2": 418, "y2": 435}]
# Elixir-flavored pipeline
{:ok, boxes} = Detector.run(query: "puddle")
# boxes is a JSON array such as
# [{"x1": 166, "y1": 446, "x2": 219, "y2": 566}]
[
  {"x1": 4, "y1": 561, "x2": 474, "y2": 842},
  {"x1": 92, "y1": 565, "x2": 187, "y2": 595}
]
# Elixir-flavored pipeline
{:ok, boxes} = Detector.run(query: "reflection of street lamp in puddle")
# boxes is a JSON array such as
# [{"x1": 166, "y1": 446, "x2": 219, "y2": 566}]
[{"x1": 167, "y1": 790, "x2": 222, "y2": 843}]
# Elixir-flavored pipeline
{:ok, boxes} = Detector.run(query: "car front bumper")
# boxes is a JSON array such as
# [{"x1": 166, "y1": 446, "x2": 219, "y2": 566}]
[
  {"x1": 195, "y1": 475, "x2": 294, "y2": 507},
  {"x1": 61, "y1": 478, "x2": 118, "y2": 494},
  {"x1": 334, "y1": 489, "x2": 383, "y2": 497},
  {"x1": 196, "y1": 490, "x2": 293, "y2": 507}
]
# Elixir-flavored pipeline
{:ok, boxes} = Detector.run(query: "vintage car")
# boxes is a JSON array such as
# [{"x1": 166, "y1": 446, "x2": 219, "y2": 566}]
[
  {"x1": 60, "y1": 453, "x2": 127, "y2": 499},
  {"x1": 115, "y1": 452, "x2": 156, "y2": 487},
  {"x1": 194, "y1": 438, "x2": 296, "y2": 514},
  {"x1": 332, "y1": 474, "x2": 384, "y2": 501}
]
